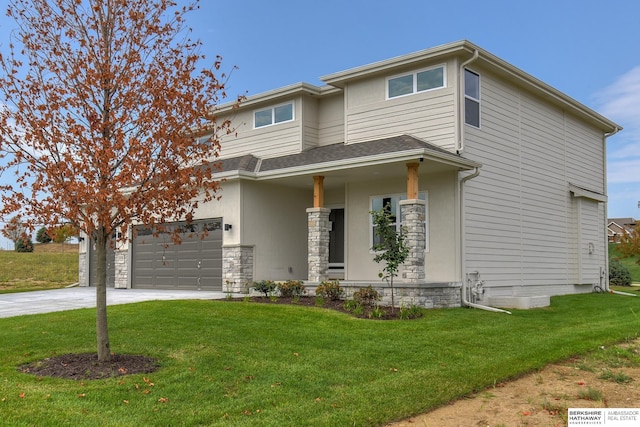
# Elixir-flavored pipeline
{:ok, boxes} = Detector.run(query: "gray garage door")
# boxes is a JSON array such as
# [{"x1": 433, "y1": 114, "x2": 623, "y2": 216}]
[
  {"x1": 131, "y1": 218, "x2": 223, "y2": 290},
  {"x1": 89, "y1": 240, "x2": 116, "y2": 287}
]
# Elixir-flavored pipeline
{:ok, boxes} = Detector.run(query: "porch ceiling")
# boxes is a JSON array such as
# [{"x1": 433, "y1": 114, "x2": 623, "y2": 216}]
[{"x1": 265, "y1": 156, "x2": 465, "y2": 190}]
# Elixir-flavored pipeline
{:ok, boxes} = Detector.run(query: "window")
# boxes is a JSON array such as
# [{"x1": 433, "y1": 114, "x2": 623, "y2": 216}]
[
  {"x1": 387, "y1": 65, "x2": 445, "y2": 99},
  {"x1": 370, "y1": 192, "x2": 428, "y2": 250},
  {"x1": 464, "y1": 69, "x2": 480, "y2": 128},
  {"x1": 254, "y1": 102, "x2": 294, "y2": 128}
]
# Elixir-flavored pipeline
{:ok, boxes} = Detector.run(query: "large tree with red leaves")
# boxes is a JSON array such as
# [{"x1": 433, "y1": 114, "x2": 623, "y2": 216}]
[{"x1": 0, "y1": 0, "x2": 238, "y2": 361}]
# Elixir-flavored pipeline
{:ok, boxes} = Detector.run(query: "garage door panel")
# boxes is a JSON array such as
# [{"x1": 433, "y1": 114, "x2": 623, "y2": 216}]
[{"x1": 132, "y1": 218, "x2": 223, "y2": 291}]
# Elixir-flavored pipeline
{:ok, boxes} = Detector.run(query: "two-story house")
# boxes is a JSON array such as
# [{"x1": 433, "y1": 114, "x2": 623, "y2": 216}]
[
  {"x1": 608, "y1": 218, "x2": 637, "y2": 243},
  {"x1": 78, "y1": 40, "x2": 621, "y2": 309}
]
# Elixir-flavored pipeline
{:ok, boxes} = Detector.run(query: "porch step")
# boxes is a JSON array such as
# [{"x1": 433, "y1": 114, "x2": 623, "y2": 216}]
[{"x1": 487, "y1": 295, "x2": 550, "y2": 309}]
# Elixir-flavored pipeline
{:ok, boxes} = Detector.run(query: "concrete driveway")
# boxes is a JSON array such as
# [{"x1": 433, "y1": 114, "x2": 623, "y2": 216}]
[{"x1": 0, "y1": 287, "x2": 231, "y2": 318}]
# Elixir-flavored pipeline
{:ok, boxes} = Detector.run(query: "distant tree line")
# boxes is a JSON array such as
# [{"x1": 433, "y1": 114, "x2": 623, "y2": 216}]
[{"x1": 1, "y1": 215, "x2": 78, "y2": 252}]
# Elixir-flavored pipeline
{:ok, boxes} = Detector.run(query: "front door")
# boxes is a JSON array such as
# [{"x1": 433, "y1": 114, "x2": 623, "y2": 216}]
[{"x1": 328, "y1": 208, "x2": 344, "y2": 279}]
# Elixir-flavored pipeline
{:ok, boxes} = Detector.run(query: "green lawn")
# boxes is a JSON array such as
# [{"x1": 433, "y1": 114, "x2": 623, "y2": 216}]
[
  {"x1": 0, "y1": 245, "x2": 78, "y2": 293},
  {"x1": 1, "y1": 293, "x2": 639, "y2": 426},
  {"x1": 609, "y1": 243, "x2": 640, "y2": 283}
]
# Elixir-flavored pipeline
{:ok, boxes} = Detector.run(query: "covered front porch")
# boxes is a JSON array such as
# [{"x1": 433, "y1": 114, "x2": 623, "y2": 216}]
[{"x1": 221, "y1": 134, "x2": 481, "y2": 308}]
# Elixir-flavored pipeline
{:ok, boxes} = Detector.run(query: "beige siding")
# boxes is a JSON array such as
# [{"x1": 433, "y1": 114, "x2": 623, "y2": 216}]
[
  {"x1": 302, "y1": 98, "x2": 319, "y2": 151},
  {"x1": 300, "y1": 93, "x2": 345, "y2": 150},
  {"x1": 317, "y1": 93, "x2": 345, "y2": 146},
  {"x1": 217, "y1": 98, "x2": 302, "y2": 159},
  {"x1": 343, "y1": 61, "x2": 457, "y2": 150},
  {"x1": 464, "y1": 70, "x2": 607, "y2": 295},
  {"x1": 565, "y1": 114, "x2": 605, "y2": 191}
]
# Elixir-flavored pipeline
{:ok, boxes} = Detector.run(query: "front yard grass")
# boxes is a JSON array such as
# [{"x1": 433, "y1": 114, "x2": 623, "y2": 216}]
[
  {"x1": 0, "y1": 244, "x2": 78, "y2": 293},
  {"x1": 1, "y1": 292, "x2": 639, "y2": 426}
]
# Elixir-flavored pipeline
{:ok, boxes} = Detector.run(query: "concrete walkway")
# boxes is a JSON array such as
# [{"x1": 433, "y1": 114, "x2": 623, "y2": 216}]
[{"x1": 0, "y1": 287, "x2": 232, "y2": 318}]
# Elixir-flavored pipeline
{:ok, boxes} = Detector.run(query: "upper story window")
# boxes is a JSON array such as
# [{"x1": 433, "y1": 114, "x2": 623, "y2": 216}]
[
  {"x1": 387, "y1": 65, "x2": 446, "y2": 99},
  {"x1": 464, "y1": 69, "x2": 480, "y2": 128},
  {"x1": 254, "y1": 102, "x2": 294, "y2": 128}
]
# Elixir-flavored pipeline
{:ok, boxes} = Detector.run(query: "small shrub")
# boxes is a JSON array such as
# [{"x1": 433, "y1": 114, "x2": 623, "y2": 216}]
[
  {"x1": 609, "y1": 258, "x2": 632, "y2": 286},
  {"x1": 36, "y1": 227, "x2": 52, "y2": 244},
  {"x1": 277, "y1": 280, "x2": 305, "y2": 298},
  {"x1": 369, "y1": 307, "x2": 386, "y2": 319},
  {"x1": 399, "y1": 304, "x2": 424, "y2": 320},
  {"x1": 343, "y1": 299, "x2": 361, "y2": 312},
  {"x1": 352, "y1": 305, "x2": 364, "y2": 317},
  {"x1": 353, "y1": 286, "x2": 381, "y2": 308},
  {"x1": 15, "y1": 237, "x2": 34, "y2": 253},
  {"x1": 315, "y1": 295, "x2": 325, "y2": 307},
  {"x1": 253, "y1": 280, "x2": 277, "y2": 297},
  {"x1": 315, "y1": 280, "x2": 344, "y2": 301}
]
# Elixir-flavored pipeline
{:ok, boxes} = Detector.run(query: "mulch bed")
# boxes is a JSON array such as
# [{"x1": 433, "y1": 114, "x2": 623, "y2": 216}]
[
  {"x1": 18, "y1": 296, "x2": 406, "y2": 381},
  {"x1": 19, "y1": 353, "x2": 158, "y2": 380}
]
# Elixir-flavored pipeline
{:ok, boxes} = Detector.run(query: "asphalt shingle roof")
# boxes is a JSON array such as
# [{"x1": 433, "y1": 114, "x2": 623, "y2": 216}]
[{"x1": 217, "y1": 134, "x2": 467, "y2": 174}]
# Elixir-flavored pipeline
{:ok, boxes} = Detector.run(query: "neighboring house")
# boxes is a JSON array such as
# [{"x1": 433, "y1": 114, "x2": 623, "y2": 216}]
[
  {"x1": 608, "y1": 218, "x2": 637, "y2": 243},
  {"x1": 78, "y1": 40, "x2": 621, "y2": 309}
]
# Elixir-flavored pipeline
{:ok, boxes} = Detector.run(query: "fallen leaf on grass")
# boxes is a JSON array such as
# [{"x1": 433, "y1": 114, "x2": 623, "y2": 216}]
[{"x1": 158, "y1": 397, "x2": 168, "y2": 403}]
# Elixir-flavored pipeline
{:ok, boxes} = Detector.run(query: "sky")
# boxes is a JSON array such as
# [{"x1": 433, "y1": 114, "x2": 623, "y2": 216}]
[{"x1": 1, "y1": 0, "x2": 639, "y2": 249}]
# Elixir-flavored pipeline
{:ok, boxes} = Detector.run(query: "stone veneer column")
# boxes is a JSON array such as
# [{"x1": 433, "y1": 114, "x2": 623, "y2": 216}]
[
  {"x1": 78, "y1": 252, "x2": 88, "y2": 287},
  {"x1": 222, "y1": 245, "x2": 255, "y2": 293},
  {"x1": 307, "y1": 207, "x2": 331, "y2": 282},
  {"x1": 400, "y1": 199, "x2": 426, "y2": 282},
  {"x1": 114, "y1": 248, "x2": 129, "y2": 289}
]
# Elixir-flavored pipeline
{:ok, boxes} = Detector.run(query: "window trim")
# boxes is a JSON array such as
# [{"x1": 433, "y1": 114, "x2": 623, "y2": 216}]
[
  {"x1": 253, "y1": 101, "x2": 294, "y2": 129},
  {"x1": 369, "y1": 192, "x2": 429, "y2": 252},
  {"x1": 464, "y1": 69, "x2": 480, "y2": 128},
  {"x1": 386, "y1": 64, "x2": 447, "y2": 100}
]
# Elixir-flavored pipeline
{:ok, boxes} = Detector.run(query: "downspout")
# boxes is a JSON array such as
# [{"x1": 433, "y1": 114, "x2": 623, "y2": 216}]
[
  {"x1": 457, "y1": 49, "x2": 511, "y2": 314},
  {"x1": 457, "y1": 49, "x2": 479, "y2": 154},
  {"x1": 602, "y1": 127, "x2": 634, "y2": 297},
  {"x1": 459, "y1": 168, "x2": 512, "y2": 314}
]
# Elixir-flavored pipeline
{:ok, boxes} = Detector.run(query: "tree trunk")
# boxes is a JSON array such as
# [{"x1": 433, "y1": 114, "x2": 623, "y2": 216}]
[
  {"x1": 390, "y1": 277, "x2": 395, "y2": 309},
  {"x1": 94, "y1": 226, "x2": 111, "y2": 362}
]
